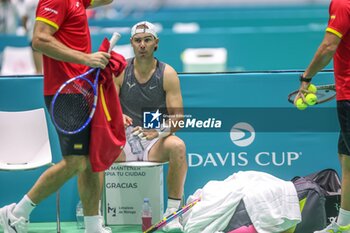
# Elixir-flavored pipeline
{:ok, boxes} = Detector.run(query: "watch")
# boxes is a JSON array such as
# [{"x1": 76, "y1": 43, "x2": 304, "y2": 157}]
[{"x1": 299, "y1": 74, "x2": 311, "y2": 83}]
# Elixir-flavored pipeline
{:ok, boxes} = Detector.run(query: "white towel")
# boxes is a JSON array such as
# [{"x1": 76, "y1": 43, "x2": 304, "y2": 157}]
[
  {"x1": 182, "y1": 171, "x2": 301, "y2": 233},
  {"x1": 243, "y1": 172, "x2": 301, "y2": 233}
]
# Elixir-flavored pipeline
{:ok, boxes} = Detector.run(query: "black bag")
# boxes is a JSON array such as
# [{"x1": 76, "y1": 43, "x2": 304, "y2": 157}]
[
  {"x1": 223, "y1": 200, "x2": 252, "y2": 232},
  {"x1": 223, "y1": 169, "x2": 341, "y2": 233},
  {"x1": 297, "y1": 168, "x2": 341, "y2": 225},
  {"x1": 291, "y1": 173, "x2": 327, "y2": 232}
]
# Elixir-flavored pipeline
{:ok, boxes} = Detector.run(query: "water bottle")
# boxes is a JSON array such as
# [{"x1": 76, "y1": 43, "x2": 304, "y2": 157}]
[
  {"x1": 76, "y1": 200, "x2": 85, "y2": 229},
  {"x1": 126, "y1": 126, "x2": 144, "y2": 154},
  {"x1": 141, "y1": 198, "x2": 152, "y2": 231}
]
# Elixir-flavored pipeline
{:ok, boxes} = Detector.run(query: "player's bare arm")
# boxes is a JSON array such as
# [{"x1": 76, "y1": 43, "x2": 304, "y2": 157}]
[
  {"x1": 113, "y1": 71, "x2": 132, "y2": 127},
  {"x1": 32, "y1": 21, "x2": 110, "y2": 68},
  {"x1": 113, "y1": 70, "x2": 125, "y2": 93},
  {"x1": 163, "y1": 64, "x2": 184, "y2": 132},
  {"x1": 303, "y1": 31, "x2": 341, "y2": 80},
  {"x1": 294, "y1": 31, "x2": 341, "y2": 104}
]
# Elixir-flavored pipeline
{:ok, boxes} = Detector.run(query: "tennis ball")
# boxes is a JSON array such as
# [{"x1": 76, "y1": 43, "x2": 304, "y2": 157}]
[
  {"x1": 295, "y1": 98, "x2": 308, "y2": 110},
  {"x1": 308, "y1": 84, "x2": 317, "y2": 93},
  {"x1": 305, "y1": 93, "x2": 318, "y2": 106}
]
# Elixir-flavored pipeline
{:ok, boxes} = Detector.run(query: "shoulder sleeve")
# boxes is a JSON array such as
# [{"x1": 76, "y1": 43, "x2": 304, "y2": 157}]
[
  {"x1": 35, "y1": 0, "x2": 66, "y2": 30},
  {"x1": 326, "y1": 0, "x2": 350, "y2": 38}
]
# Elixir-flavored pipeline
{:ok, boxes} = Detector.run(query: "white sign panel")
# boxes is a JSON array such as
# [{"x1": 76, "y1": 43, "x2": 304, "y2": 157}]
[{"x1": 104, "y1": 163, "x2": 164, "y2": 225}]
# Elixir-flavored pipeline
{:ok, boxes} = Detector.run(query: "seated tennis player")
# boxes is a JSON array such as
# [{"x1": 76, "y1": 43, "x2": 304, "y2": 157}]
[{"x1": 114, "y1": 21, "x2": 188, "y2": 232}]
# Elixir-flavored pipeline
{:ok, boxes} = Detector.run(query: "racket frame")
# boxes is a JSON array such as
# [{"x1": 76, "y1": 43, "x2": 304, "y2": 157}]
[
  {"x1": 288, "y1": 84, "x2": 336, "y2": 105},
  {"x1": 144, "y1": 197, "x2": 201, "y2": 233},
  {"x1": 50, "y1": 32, "x2": 121, "y2": 134}
]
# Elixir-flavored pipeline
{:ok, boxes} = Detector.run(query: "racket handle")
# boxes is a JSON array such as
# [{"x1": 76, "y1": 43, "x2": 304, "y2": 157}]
[{"x1": 108, "y1": 32, "x2": 121, "y2": 53}]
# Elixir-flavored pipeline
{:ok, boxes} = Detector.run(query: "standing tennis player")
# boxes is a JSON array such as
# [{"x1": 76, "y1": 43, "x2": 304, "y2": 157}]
[
  {"x1": 0, "y1": 0, "x2": 114, "y2": 232},
  {"x1": 114, "y1": 21, "x2": 188, "y2": 232},
  {"x1": 297, "y1": 0, "x2": 350, "y2": 232}
]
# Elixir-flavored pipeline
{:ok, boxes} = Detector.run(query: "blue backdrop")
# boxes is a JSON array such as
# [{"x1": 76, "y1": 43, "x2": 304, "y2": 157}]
[{"x1": 0, "y1": 71, "x2": 340, "y2": 222}]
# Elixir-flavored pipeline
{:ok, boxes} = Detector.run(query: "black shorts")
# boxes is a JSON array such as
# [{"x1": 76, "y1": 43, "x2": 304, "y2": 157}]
[
  {"x1": 45, "y1": 95, "x2": 90, "y2": 156},
  {"x1": 337, "y1": 100, "x2": 350, "y2": 156}
]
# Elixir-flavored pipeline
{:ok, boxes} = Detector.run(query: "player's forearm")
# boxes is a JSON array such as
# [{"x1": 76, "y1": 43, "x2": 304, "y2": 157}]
[
  {"x1": 166, "y1": 108, "x2": 184, "y2": 133},
  {"x1": 304, "y1": 41, "x2": 336, "y2": 79},
  {"x1": 32, "y1": 32, "x2": 89, "y2": 65}
]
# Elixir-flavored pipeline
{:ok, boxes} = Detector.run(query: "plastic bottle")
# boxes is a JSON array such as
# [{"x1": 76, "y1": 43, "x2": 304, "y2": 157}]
[
  {"x1": 126, "y1": 126, "x2": 144, "y2": 154},
  {"x1": 141, "y1": 198, "x2": 152, "y2": 231},
  {"x1": 76, "y1": 200, "x2": 85, "y2": 229}
]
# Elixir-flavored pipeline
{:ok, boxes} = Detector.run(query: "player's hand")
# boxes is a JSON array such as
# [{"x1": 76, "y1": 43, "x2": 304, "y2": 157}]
[
  {"x1": 123, "y1": 114, "x2": 133, "y2": 128},
  {"x1": 142, "y1": 129, "x2": 159, "y2": 140},
  {"x1": 132, "y1": 127, "x2": 158, "y2": 141},
  {"x1": 86, "y1": 52, "x2": 111, "y2": 69},
  {"x1": 294, "y1": 81, "x2": 310, "y2": 105}
]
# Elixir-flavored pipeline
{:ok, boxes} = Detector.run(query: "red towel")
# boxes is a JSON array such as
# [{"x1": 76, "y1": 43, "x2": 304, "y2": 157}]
[{"x1": 89, "y1": 38, "x2": 127, "y2": 172}]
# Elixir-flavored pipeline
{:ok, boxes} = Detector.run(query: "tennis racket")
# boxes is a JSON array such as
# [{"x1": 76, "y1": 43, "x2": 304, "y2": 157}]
[
  {"x1": 288, "y1": 84, "x2": 336, "y2": 105},
  {"x1": 50, "y1": 32, "x2": 121, "y2": 134},
  {"x1": 144, "y1": 197, "x2": 201, "y2": 233}
]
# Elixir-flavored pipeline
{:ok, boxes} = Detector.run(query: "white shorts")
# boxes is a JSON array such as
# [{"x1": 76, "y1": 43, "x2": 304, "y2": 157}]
[{"x1": 123, "y1": 127, "x2": 160, "y2": 161}]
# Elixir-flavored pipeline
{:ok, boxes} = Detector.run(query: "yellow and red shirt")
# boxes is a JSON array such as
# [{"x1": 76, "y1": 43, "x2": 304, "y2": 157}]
[
  {"x1": 36, "y1": 0, "x2": 92, "y2": 95},
  {"x1": 327, "y1": 0, "x2": 350, "y2": 100}
]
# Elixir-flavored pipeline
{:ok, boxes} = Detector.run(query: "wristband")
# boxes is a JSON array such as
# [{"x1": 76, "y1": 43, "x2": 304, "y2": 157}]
[
  {"x1": 299, "y1": 74, "x2": 311, "y2": 83},
  {"x1": 157, "y1": 126, "x2": 171, "y2": 138}
]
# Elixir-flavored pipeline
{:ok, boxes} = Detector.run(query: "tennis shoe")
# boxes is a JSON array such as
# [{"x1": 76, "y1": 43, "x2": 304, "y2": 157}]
[
  {"x1": 84, "y1": 218, "x2": 112, "y2": 233},
  {"x1": 101, "y1": 226, "x2": 112, "y2": 233},
  {"x1": 314, "y1": 220, "x2": 350, "y2": 233},
  {"x1": 0, "y1": 203, "x2": 29, "y2": 233},
  {"x1": 99, "y1": 215, "x2": 110, "y2": 229},
  {"x1": 161, "y1": 208, "x2": 183, "y2": 232}
]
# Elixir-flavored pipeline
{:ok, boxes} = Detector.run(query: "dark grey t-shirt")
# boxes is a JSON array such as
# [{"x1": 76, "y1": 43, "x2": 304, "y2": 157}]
[{"x1": 119, "y1": 58, "x2": 167, "y2": 126}]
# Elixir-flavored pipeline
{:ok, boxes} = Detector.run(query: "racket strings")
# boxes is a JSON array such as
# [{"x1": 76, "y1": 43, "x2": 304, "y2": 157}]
[
  {"x1": 52, "y1": 79, "x2": 95, "y2": 132},
  {"x1": 288, "y1": 88, "x2": 336, "y2": 104},
  {"x1": 316, "y1": 89, "x2": 336, "y2": 103}
]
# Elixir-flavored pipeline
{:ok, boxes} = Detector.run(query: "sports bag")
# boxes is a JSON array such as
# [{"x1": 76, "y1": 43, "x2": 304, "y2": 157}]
[{"x1": 297, "y1": 168, "x2": 341, "y2": 225}]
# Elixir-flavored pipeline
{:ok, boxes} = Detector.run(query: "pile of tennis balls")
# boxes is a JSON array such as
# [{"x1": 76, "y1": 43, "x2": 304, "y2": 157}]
[{"x1": 295, "y1": 84, "x2": 318, "y2": 110}]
